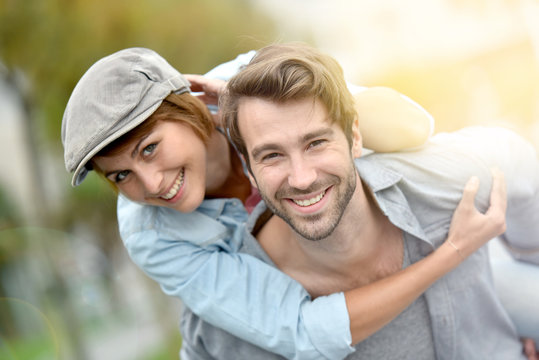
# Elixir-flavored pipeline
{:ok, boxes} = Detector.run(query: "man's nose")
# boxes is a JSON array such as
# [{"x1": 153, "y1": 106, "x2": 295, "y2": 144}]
[{"x1": 287, "y1": 156, "x2": 317, "y2": 190}]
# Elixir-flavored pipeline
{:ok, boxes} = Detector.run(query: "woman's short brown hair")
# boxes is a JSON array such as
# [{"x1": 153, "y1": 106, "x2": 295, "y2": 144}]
[
  {"x1": 91, "y1": 92, "x2": 214, "y2": 187},
  {"x1": 95, "y1": 92, "x2": 214, "y2": 159}
]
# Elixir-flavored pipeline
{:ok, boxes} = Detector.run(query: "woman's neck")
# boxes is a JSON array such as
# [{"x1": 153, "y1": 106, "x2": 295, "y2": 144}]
[{"x1": 204, "y1": 129, "x2": 252, "y2": 202}]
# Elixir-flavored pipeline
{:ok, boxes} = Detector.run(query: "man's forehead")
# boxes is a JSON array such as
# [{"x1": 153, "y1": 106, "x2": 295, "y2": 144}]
[
  {"x1": 237, "y1": 97, "x2": 331, "y2": 131},
  {"x1": 239, "y1": 101, "x2": 343, "y2": 155}
]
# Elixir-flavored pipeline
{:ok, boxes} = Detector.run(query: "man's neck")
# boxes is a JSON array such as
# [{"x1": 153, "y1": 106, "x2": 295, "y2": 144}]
[{"x1": 257, "y1": 178, "x2": 403, "y2": 298}]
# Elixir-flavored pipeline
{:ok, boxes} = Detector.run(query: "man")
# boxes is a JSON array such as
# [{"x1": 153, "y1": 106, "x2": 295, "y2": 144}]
[{"x1": 180, "y1": 43, "x2": 539, "y2": 359}]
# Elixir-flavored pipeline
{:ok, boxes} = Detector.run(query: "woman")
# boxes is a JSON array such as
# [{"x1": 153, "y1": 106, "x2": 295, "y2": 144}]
[{"x1": 62, "y1": 47, "x2": 507, "y2": 359}]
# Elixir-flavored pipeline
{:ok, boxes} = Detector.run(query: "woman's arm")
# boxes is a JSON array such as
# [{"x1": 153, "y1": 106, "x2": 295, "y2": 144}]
[
  {"x1": 118, "y1": 196, "x2": 353, "y2": 360},
  {"x1": 118, "y1": 170, "x2": 505, "y2": 359},
  {"x1": 346, "y1": 169, "x2": 506, "y2": 343}
]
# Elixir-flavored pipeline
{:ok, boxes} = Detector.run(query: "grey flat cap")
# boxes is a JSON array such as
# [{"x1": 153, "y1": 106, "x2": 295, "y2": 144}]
[{"x1": 61, "y1": 47, "x2": 190, "y2": 186}]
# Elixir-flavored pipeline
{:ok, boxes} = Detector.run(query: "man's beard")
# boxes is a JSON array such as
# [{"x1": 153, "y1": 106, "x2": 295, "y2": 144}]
[{"x1": 259, "y1": 162, "x2": 357, "y2": 241}]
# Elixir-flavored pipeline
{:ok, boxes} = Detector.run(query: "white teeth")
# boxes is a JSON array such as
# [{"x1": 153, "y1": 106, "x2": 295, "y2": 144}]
[
  {"x1": 161, "y1": 170, "x2": 184, "y2": 200},
  {"x1": 293, "y1": 191, "x2": 325, "y2": 207}
]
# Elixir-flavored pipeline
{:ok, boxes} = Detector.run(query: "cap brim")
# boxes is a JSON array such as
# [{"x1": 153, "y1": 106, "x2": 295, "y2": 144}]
[{"x1": 70, "y1": 100, "x2": 164, "y2": 187}]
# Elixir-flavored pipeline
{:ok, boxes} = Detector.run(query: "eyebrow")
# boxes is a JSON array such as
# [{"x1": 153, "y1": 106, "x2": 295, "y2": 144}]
[
  {"x1": 251, "y1": 142, "x2": 283, "y2": 161},
  {"x1": 250, "y1": 127, "x2": 335, "y2": 160},
  {"x1": 131, "y1": 134, "x2": 151, "y2": 158},
  {"x1": 102, "y1": 134, "x2": 151, "y2": 178},
  {"x1": 301, "y1": 127, "x2": 334, "y2": 143}
]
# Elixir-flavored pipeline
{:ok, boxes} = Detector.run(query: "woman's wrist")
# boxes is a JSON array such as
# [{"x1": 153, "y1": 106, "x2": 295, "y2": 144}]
[{"x1": 436, "y1": 238, "x2": 466, "y2": 270}]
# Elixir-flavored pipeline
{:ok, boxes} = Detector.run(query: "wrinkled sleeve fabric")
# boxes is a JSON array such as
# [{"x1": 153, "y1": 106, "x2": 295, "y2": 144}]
[
  {"x1": 432, "y1": 126, "x2": 539, "y2": 264},
  {"x1": 489, "y1": 129, "x2": 539, "y2": 265},
  {"x1": 117, "y1": 195, "x2": 354, "y2": 359},
  {"x1": 203, "y1": 50, "x2": 256, "y2": 80}
]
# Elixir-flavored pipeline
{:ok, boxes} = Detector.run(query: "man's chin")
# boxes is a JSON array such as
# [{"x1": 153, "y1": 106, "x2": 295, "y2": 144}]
[{"x1": 288, "y1": 220, "x2": 337, "y2": 242}]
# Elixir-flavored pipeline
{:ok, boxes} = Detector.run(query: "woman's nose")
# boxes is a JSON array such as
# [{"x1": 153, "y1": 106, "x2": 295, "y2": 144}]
[{"x1": 138, "y1": 168, "x2": 163, "y2": 196}]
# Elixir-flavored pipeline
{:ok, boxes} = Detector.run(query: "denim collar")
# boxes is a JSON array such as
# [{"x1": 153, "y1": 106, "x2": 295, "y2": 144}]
[{"x1": 356, "y1": 157, "x2": 430, "y2": 245}]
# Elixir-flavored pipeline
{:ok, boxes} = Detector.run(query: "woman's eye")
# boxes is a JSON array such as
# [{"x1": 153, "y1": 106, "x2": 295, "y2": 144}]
[
  {"x1": 115, "y1": 170, "x2": 130, "y2": 183},
  {"x1": 142, "y1": 143, "x2": 157, "y2": 156}
]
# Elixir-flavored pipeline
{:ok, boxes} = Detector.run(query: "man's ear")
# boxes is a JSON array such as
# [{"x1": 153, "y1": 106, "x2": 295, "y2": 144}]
[
  {"x1": 351, "y1": 117, "x2": 363, "y2": 158},
  {"x1": 241, "y1": 154, "x2": 258, "y2": 189}
]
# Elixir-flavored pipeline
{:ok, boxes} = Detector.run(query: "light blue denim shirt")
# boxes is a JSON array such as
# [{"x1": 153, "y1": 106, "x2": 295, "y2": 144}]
[
  {"x1": 179, "y1": 126, "x2": 539, "y2": 359},
  {"x1": 118, "y1": 49, "x2": 439, "y2": 359},
  {"x1": 117, "y1": 51, "x2": 355, "y2": 359},
  {"x1": 118, "y1": 196, "x2": 352, "y2": 359}
]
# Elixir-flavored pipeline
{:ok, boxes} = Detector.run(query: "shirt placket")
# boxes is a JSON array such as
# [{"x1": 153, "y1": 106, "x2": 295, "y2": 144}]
[{"x1": 376, "y1": 185, "x2": 457, "y2": 360}]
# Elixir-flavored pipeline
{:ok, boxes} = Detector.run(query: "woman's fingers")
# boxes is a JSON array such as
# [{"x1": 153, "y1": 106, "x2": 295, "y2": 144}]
[
  {"x1": 184, "y1": 74, "x2": 206, "y2": 92},
  {"x1": 184, "y1": 74, "x2": 225, "y2": 101},
  {"x1": 485, "y1": 168, "x2": 507, "y2": 235},
  {"x1": 448, "y1": 169, "x2": 508, "y2": 256},
  {"x1": 458, "y1": 176, "x2": 480, "y2": 211},
  {"x1": 487, "y1": 167, "x2": 507, "y2": 216}
]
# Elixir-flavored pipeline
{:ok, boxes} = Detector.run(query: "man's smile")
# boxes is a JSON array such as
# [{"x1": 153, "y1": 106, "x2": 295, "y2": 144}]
[{"x1": 291, "y1": 190, "x2": 327, "y2": 207}]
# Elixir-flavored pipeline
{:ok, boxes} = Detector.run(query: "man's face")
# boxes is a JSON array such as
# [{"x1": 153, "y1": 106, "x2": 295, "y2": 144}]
[{"x1": 238, "y1": 97, "x2": 362, "y2": 240}]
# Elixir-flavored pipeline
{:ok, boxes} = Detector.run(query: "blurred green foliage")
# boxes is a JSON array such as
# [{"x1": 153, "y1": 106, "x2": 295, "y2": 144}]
[
  {"x1": 0, "y1": 334, "x2": 58, "y2": 360},
  {"x1": 0, "y1": 0, "x2": 277, "y2": 150},
  {"x1": 0, "y1": 0, "x2": 279, "y2": 243},
  {"x1": 0, "y1": 2, "x2": 279, "y2": 357},
  {"x1": 0, "y1": 187, "x2": 19, "y2": 231}
]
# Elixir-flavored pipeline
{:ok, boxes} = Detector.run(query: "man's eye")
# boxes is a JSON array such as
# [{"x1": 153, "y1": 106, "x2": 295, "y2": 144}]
[
  {"x1": 309, "y1": 139, "x2": 326, "y2": 148},
  {"x1": 262, "y1": 153, "x2": 280, "y2": 161},
  {"x1": 115, "y1": 170, "x2": 130, "y2": 183},
  {"x1": 142, "y1": 143, "x2": 157, "y2": 156}
]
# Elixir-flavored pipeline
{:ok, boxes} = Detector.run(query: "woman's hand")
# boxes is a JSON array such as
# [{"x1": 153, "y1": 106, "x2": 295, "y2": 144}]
[
  {"x1": 446, "y1": 168, "x2": 507, "y2": 259},
  {"x1": 185, "y1": 74, "x2": 226, "y2": 127},
  {"x1": 185, "y1": 74, "x2": 226, "y2": 106}
]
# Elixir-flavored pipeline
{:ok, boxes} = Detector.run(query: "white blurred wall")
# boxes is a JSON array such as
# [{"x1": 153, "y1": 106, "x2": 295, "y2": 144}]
[{"x1": 252, "y1": 0, "x2": 536, "y2": 81}]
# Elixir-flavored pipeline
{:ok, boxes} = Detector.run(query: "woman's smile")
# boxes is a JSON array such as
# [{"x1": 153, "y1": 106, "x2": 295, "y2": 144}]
[{"x1": 159, "y1": 168, "x2": 185, "y2": 201}]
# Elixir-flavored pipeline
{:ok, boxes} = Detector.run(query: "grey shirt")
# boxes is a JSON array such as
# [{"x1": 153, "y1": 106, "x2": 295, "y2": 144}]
[
  {"x1": 181, "y1": 229, "x2": 436, "y2": 360},
  {"x1": 180, "y1": 127, "x2": 538, "y2": 359}
]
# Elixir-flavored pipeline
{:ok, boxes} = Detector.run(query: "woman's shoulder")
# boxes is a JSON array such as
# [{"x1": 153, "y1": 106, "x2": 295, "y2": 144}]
[{"x1": 117, "y1": 195, "x2": 233, "y2": 245}]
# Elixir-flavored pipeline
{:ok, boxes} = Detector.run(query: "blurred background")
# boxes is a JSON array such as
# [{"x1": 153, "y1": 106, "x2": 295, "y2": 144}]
[{"x1": 0, "y1": 0, "x2": 538, "y2": 359}]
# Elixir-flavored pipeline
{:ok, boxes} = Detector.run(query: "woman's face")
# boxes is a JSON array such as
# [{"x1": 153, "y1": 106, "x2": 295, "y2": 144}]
[{"x1": 93, "y1": 120, "x2": 208, "y2": 213}]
